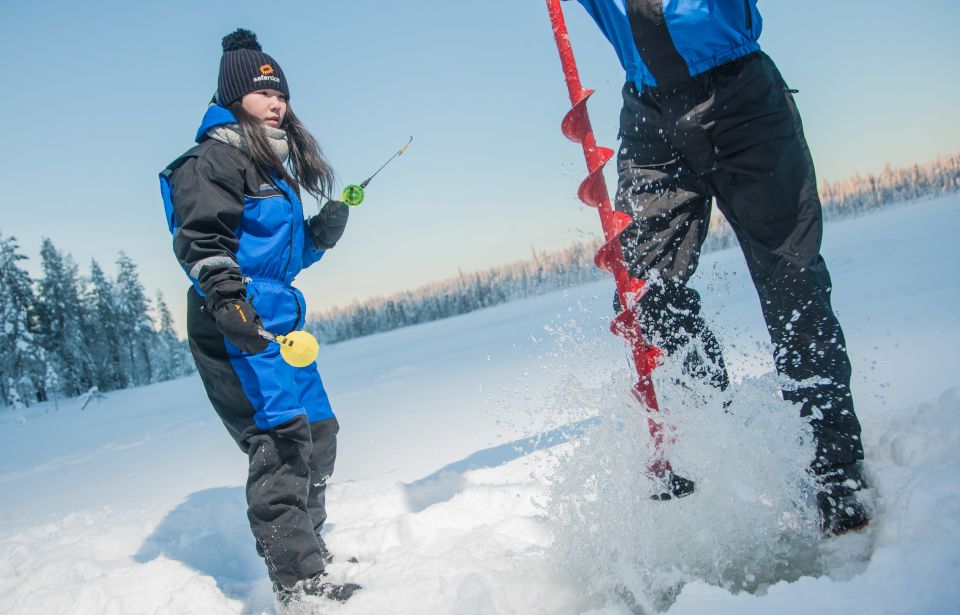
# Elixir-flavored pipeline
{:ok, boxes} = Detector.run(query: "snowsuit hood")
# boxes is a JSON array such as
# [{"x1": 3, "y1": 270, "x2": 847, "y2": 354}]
[{"x1": 194, "y1": 104, "x2": 238, "y2": 143}]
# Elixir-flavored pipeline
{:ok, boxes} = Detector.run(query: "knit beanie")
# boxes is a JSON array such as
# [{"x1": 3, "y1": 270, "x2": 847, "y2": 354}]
[{"x1": 216, "y1": 29, "x2": 290, "y2": 107}]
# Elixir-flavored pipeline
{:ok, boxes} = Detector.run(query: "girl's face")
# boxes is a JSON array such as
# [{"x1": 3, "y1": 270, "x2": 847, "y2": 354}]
[{"x1": 241, "y1": 89, "x2": 287, "y2": 128}]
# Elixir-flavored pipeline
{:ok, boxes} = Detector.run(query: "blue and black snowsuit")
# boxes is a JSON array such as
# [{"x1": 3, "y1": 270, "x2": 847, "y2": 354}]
[
  {"x1": 565, "y1": 0, "x2": 864, "y2": 475},
  {"x1": 160, "y1": 105, "x2": 340, "y2": 587}
]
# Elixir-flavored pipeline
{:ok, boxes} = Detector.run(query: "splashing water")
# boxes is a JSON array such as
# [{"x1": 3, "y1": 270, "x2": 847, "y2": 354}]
[{"x1": 542, "y1": 337, "x2": 826, "y2": 613}]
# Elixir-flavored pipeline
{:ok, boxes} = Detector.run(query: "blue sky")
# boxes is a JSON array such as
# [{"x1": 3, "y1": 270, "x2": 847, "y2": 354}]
[{"x1": 2, "y1": 1, "x2": 958, "y2": 336}]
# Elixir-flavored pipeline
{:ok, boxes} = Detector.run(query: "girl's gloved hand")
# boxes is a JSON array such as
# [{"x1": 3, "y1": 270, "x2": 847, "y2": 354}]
[
  {"x1": 211, "y1": 299, "x2": 270, "y2": 354},
  {"x1": 307, "y1": 200, "x2": 350, "y2": 249}
]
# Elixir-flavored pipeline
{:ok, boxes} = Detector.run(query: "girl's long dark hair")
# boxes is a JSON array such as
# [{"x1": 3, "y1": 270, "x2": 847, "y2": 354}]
[{"x1": 229, "y1": 101, "x2": 335, "y2": 201}]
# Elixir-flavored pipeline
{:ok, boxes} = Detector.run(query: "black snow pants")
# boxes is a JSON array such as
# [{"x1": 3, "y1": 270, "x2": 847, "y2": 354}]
[
  {"x1": 615, "y1": 52, "x2": 863, "y2": 472},
  {"x1": 186, "y1": 287, "x2": 338, "y2": 587}
]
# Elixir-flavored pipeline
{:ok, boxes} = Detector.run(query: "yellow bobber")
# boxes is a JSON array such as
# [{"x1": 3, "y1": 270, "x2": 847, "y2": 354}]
[{"x1": 275, "y1": 330, "x2": 320, "y2": 368}]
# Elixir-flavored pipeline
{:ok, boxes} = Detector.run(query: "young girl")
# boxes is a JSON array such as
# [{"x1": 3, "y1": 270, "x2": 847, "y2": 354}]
[{"x1": 159, "y1": 29, "x2": 359, "y2": 603}]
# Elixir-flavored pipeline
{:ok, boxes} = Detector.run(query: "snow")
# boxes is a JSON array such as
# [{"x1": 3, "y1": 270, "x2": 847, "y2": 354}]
[{"x1": 1, "y1": 195, "x2": 958, "y2": 614}]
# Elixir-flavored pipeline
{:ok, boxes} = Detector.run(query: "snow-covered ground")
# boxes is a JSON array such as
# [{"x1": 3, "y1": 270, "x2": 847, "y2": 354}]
[{"x1": 1, "y1": 195, "x2": 958, "y2": 614}]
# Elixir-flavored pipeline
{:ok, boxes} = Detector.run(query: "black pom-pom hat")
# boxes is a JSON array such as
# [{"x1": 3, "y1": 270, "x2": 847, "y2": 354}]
[{"x1": 217, "y1": 28, "x2": 289, "y2": 107}]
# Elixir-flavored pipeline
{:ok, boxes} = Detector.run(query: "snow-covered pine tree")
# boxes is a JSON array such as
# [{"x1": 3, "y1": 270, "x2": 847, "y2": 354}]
[
  {"x1": 0, "y1": 233, "x2": 42, "y2": 408},
  {"x1": 35, "y1": 239, "x2": 94, "y2": 397},
  {"x1": 153, "y1": 290, "x2": 192, "y2": 380},
  {"x1": 84, "y1": 259, "x2": 125, "y2": 390},
  {"x1": 64, "y1": 255, "x2": 97, "y2": 389},
  {"x1": 150, "y1": 291, "x2": 175, "y2": 382},
  {"x1": 43, "y1": 361, "x2": 62, "y2": 411},
  {"x1": 114, "y1": 252, "x2": 155, "y2": 386}
]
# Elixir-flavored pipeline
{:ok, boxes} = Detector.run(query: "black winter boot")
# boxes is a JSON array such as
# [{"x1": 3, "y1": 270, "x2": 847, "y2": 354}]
[
  {"x1": 274, "y1": 573, "x2": 362, "y2": 606},
  {"x1": 817, "y1": 462, "x2": 870, "y2": 535}
]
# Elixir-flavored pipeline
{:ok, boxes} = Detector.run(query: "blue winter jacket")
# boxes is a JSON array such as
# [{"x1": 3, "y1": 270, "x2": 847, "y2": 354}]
[
  {"x1": 161, "y1": 104, "x2": 325, "y2": 295},
  {"x1": 564, "y1": 0, "x2": 762, "y2": 89},
  {"x1": 160, "y1": 105, "x2": 335, "y2": 429}
]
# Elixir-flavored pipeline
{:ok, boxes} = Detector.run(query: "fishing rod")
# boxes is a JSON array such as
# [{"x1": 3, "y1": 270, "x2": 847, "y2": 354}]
[
  {"x1": 340, "y1": 136, "x2": 414, "y2": 206},
  {"x1": 268, "y1": 139, "x2": 414, "y2": 367}
]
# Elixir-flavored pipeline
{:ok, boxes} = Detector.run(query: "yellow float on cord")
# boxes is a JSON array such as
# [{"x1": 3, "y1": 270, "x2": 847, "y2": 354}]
[
  {"x1": 259, "y1": 329, "x2": 320, "y2": 367},
  {"x1": 276, "y1": 331, "x2": 320, "y2": 367}
]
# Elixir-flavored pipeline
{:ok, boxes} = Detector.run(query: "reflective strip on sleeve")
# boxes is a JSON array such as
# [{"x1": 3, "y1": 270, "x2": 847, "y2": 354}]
[{"x1": 188, "y1": 255, "x2": 239, "y2": 281}]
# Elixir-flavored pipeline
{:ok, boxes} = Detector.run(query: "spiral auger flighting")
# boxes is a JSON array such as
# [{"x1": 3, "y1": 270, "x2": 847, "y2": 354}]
[{"x1": 546, "y1": 0, "x2": 693, "y2": 499}]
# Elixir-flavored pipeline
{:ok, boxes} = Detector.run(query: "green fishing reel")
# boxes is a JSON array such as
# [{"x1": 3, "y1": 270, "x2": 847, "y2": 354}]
[
  {"x1": 341, "y1": 184, "x2": 365, "y2": 207},
  {"x1": 338, "y1": 137, "x2": 413, "y2": 207}
]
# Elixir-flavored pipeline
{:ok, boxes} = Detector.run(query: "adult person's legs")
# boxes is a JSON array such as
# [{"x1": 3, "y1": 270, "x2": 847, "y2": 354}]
[
  {"x1": 615, "y1": 83, "x2": 730, "y2": 394},
  {"x1": 616, "y1": 52, "x2": 868, "y2": 533},
  {"x1": 706, "y1": 53, "x2": 867, "y2": 533}
]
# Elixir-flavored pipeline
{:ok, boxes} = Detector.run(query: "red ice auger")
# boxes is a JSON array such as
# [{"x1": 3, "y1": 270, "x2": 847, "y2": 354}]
[{"x1": 546, "y1": 0, "x2": 693, "y2": 499}]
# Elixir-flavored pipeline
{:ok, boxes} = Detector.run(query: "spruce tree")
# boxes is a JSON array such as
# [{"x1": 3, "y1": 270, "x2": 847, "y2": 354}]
[
  {"x1": 64, "y1": 256, "x2": 96, "y2": 391},
  {"x1": 36, "y1": 240, "x2": 93, "y2": 397},
  {"x1": 154, "y1": 291, "x2": 193, "y2": 380},
  {"x1": 114, "y1": 252, "x2": 155, "y2": 386},
  {"x1": 0, "y1": 233, "x2": 41, "y2": 407},
  {"x1": 84, "y1": 259, "x2": 125, "y2": 390}
]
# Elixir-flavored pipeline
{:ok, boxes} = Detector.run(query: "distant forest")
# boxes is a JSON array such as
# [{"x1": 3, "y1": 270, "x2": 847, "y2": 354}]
[
  {"x1": 306, "y1": 152, "x2": 960, "y2": 344},
  {"x1": 0, "y1": 241, "x2": 193, "y2": 409},
  {"x1": 2, "y1": 152, "x2": 957, "y2": 407}
]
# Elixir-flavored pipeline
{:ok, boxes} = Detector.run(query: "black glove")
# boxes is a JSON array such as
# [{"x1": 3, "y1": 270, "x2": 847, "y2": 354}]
[
  {"x1": 210, "y1": 299, "x2": 269, "y2": 354},
  {"x1": 306, "y1": 200, "x2": 350, "y2": 249}
]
